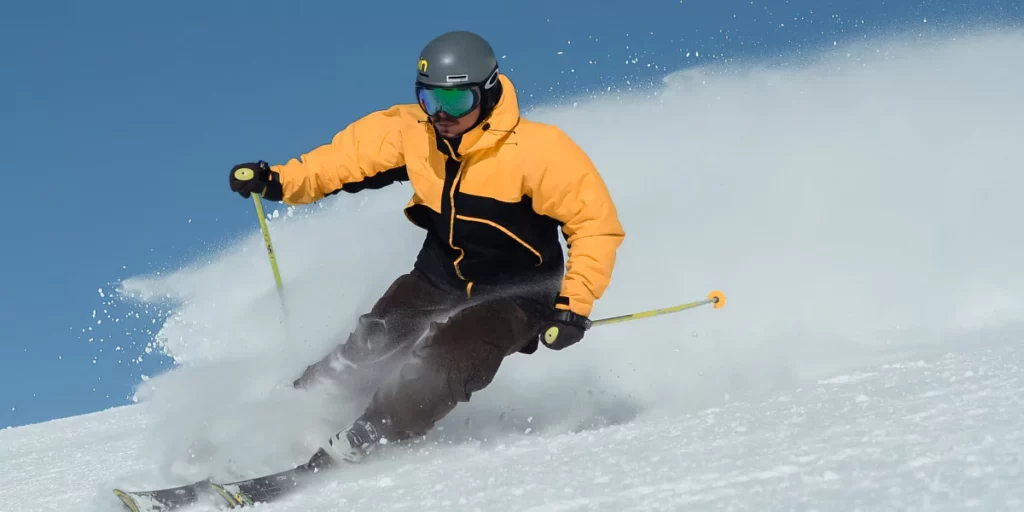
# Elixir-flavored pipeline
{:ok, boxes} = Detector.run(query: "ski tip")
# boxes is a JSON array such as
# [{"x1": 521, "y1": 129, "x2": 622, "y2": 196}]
[
  {"x1": 112, "y1": 489, "x2": 142, "y2": 512},
  {"x1": 708, "y1": 290, "x2": 726, "y2": 309}
]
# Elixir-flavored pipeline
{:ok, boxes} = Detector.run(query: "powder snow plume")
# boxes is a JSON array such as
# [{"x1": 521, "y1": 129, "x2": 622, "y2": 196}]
[{"x1": 114, "y1": 30, "x2": 1024, "y2": 481}]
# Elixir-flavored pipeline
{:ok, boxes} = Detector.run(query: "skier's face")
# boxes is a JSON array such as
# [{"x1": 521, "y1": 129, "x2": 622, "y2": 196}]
[{"x1": 431, "y1": 105, "x2": 480, "y2": 139}]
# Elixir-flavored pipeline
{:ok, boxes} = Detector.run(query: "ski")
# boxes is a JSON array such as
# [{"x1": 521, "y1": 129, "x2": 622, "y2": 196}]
[
  {"x1": 113, "y1": 451, "x2": 330, "y2": 511},
  {"x1": 217, "y1": 464, "x2": 315, "y2": 506},
  {"x1": 113, "y1": 479, "x2": 232, "y2": 511}
]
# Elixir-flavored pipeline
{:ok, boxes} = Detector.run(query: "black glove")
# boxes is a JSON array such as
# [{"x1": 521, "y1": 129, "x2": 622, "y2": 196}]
[
  {"x1": 229, "y1": 161, "x2": 282, "y2": 200},
  {"x1": 538, "y1": 308, "x2": 592, "y2": 351}
]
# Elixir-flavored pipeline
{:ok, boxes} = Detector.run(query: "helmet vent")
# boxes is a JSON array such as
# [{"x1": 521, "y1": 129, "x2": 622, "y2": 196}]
[{"x1": 446, "y1": 74, "x2": 470, "y2": 83}]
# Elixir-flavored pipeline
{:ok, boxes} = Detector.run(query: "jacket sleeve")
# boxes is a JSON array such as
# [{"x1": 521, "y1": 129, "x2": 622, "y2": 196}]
[
  {"x1": 528, "y1": 128, "x2": 625, "y2": 318},
  {"x1": 268, "y1": 105, "x2": 408, "y2": 205}
]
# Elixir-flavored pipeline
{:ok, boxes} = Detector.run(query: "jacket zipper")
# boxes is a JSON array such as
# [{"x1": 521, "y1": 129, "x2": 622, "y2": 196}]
[{"x1": 441, "y1": 138, "x2": 473, "y2": 297}]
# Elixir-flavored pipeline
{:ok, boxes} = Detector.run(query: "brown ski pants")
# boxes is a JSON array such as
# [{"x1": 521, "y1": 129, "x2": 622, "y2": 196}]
[{"x1": 294, "y1": 268, "x2": 553, "y2": 440}]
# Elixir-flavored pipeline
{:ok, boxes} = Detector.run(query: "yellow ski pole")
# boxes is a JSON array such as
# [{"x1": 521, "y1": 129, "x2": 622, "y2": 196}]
[
  {"x1": 250, "y1": 193, "x2": 284, "y2": 291},
  {"x1": 233, "y1": 166, "x2": 288, "y2": 316},
  {"x1": 592, "y1": 290, "x2": 726, "y2": 327}
]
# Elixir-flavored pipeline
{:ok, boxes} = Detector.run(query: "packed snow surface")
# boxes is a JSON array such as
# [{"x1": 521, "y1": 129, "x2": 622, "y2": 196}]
[
  {"x1": 2, "y1": 344, "x2": 1023, "y2": 511},
  {"x1": 3, "y1": 30, "x2": 1024, "y2": 511}
]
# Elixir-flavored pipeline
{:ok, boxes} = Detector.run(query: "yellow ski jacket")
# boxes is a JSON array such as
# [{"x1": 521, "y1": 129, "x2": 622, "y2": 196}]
[{"x1": 264, "y1": 74, "x2": 624, "y2": 318}]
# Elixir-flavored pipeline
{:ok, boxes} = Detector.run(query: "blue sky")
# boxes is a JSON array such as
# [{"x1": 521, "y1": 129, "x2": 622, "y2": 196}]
[{"x1": 0, "y1": 0, "x2": 1019, "y2": 429}]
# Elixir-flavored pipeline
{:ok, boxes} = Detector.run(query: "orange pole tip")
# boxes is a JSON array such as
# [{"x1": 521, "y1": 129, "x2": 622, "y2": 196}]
[{"x1": 708, "y1": 290, "x2": 726, "y2": 309}]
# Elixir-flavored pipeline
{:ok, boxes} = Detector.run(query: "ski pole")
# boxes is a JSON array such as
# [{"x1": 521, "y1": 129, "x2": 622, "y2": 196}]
[
  {"x1": 250, "y1": 193, "x2": 290, "y2": 320},
  {"x1": 232, "y1": 166, "x2": 289, "y2": 316},
  {"x1": 250, "y1": 193, "x2": 284, "y2": 291},
  {"x1": 592, "y1": 290, "x2": 726, "y2": 327}
]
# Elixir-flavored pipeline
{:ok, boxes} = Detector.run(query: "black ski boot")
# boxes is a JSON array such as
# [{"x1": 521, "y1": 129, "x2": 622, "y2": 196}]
[{"x1": 306, "y1": 414, "x2": 389, "y2": 470}]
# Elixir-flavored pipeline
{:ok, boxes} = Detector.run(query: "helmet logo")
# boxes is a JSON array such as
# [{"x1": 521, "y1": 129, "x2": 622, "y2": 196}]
[
  {"x1": 418, "y1": 58, "x2": 429, "y2": 73},
  {"x1": 483, "y1": 68, "x2": 499, "y2": 89},
  {"x1": 446, "y1": 74, "x2": 469, "y2": 84}
]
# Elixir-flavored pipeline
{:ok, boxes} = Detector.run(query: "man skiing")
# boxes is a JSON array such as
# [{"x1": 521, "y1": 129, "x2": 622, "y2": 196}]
[{"x1": 228, "y1": 30, "x2": 625, "y2": 469}]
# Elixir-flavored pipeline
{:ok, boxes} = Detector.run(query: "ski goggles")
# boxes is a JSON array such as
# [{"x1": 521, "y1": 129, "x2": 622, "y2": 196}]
[{"x1": 416, "y1": 84, "x2": 481, "y2": 118}]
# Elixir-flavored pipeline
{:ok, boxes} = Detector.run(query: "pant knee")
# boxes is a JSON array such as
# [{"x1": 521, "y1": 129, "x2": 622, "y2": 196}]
[{"x1": 414, "y1": 323, "x2": 504, "y2": 401}]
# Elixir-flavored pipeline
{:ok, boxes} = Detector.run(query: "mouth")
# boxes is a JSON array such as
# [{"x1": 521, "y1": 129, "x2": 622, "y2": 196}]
[{"x1": 432, "y1": 120, "x2": 457, "y2": 131}]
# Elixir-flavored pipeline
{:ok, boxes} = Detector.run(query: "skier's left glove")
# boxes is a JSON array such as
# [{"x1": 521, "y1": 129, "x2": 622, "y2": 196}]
[
  {"x1": 538, "y1": 308, "x2": 592, "y2": 351},
  {"x1": 229, "y1": 161, "x2": 284, "y2": 201}
]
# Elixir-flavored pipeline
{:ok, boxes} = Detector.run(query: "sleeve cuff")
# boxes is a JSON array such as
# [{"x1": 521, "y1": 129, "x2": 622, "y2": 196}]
[
  {"x1": 262, "y1": 171, "x2": 284, "y2": 201},
  {"x1": 555, "y1": 294, "x2": 593, "y2": 318}
]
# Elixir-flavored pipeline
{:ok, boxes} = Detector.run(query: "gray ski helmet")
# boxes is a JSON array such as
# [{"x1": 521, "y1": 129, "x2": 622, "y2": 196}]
[{"x1": 416, "y1": 31, "x2": 499, "y2": 91}]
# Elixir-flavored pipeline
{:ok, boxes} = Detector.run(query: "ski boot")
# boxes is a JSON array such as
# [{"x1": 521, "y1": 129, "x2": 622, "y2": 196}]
[{"x1": 307, "y1": 414, "x2": 388, "y2": 470}]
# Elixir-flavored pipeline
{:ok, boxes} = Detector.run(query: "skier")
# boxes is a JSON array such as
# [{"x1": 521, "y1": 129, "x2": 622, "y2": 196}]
[{"x1": 228, "y1": 30, "x2": 625, "y2": 469}]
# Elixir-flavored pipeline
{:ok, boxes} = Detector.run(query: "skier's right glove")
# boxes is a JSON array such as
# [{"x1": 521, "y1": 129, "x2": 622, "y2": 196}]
[
  {"x1": 538, "y1": 309, "x2": 592, "y2": 351},
  {"x1": 229, "y1": 161, "x2": 283, "y2": 201}
]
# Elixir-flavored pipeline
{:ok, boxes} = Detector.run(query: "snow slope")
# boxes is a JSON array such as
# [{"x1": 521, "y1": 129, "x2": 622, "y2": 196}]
[
  {"x1": 4, "y1": 30, "x2": 1024, "y2": 511},
  {"x1": 2, "y1": 342, "x2": 1022, "y2": 511}
]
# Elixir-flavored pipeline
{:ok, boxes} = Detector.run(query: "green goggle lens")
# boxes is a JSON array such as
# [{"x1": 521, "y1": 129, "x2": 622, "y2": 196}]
[{"x1": 416, "y1": 86, "x2": 480, "y2": 118}]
